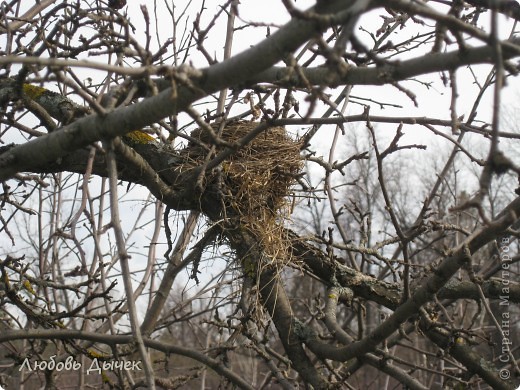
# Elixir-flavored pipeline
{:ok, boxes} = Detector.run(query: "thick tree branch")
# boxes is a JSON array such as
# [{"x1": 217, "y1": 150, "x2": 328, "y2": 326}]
[
  {"x1": 250, "y1": 36, "x2": 520, "y2": 87},
  {"x1": 425, "y1": 327, "x2": 514, "y2": 390}
]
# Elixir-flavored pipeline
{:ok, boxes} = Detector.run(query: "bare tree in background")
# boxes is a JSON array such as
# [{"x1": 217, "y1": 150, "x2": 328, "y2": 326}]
[{"x1": 0, "y1": 0, "x2": 519, "y2": 389}]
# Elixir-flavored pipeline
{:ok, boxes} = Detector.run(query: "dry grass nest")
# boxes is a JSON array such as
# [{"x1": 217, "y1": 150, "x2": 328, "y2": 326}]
[{"x1": 179, "y1": 120, "x2": 303, "y2": 265}]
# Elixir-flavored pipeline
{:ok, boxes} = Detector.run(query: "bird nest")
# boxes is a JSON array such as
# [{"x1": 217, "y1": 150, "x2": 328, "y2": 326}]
[{"x1": 178, "y1": 120, "x2": 303, "y2": 264}]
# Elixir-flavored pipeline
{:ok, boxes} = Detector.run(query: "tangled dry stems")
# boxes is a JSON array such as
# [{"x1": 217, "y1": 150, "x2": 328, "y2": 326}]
[{"x1": 179, "y1": 121, "x2": 303, "y2": 269}]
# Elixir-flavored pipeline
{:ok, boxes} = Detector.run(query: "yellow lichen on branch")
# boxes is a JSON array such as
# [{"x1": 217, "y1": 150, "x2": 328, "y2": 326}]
[
  {"x1": 22, "y1": 84, "x2": 48, "y2": 100},
  {"x1": 123, "y1": 130, "x2": 156, "y2": 145}
]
